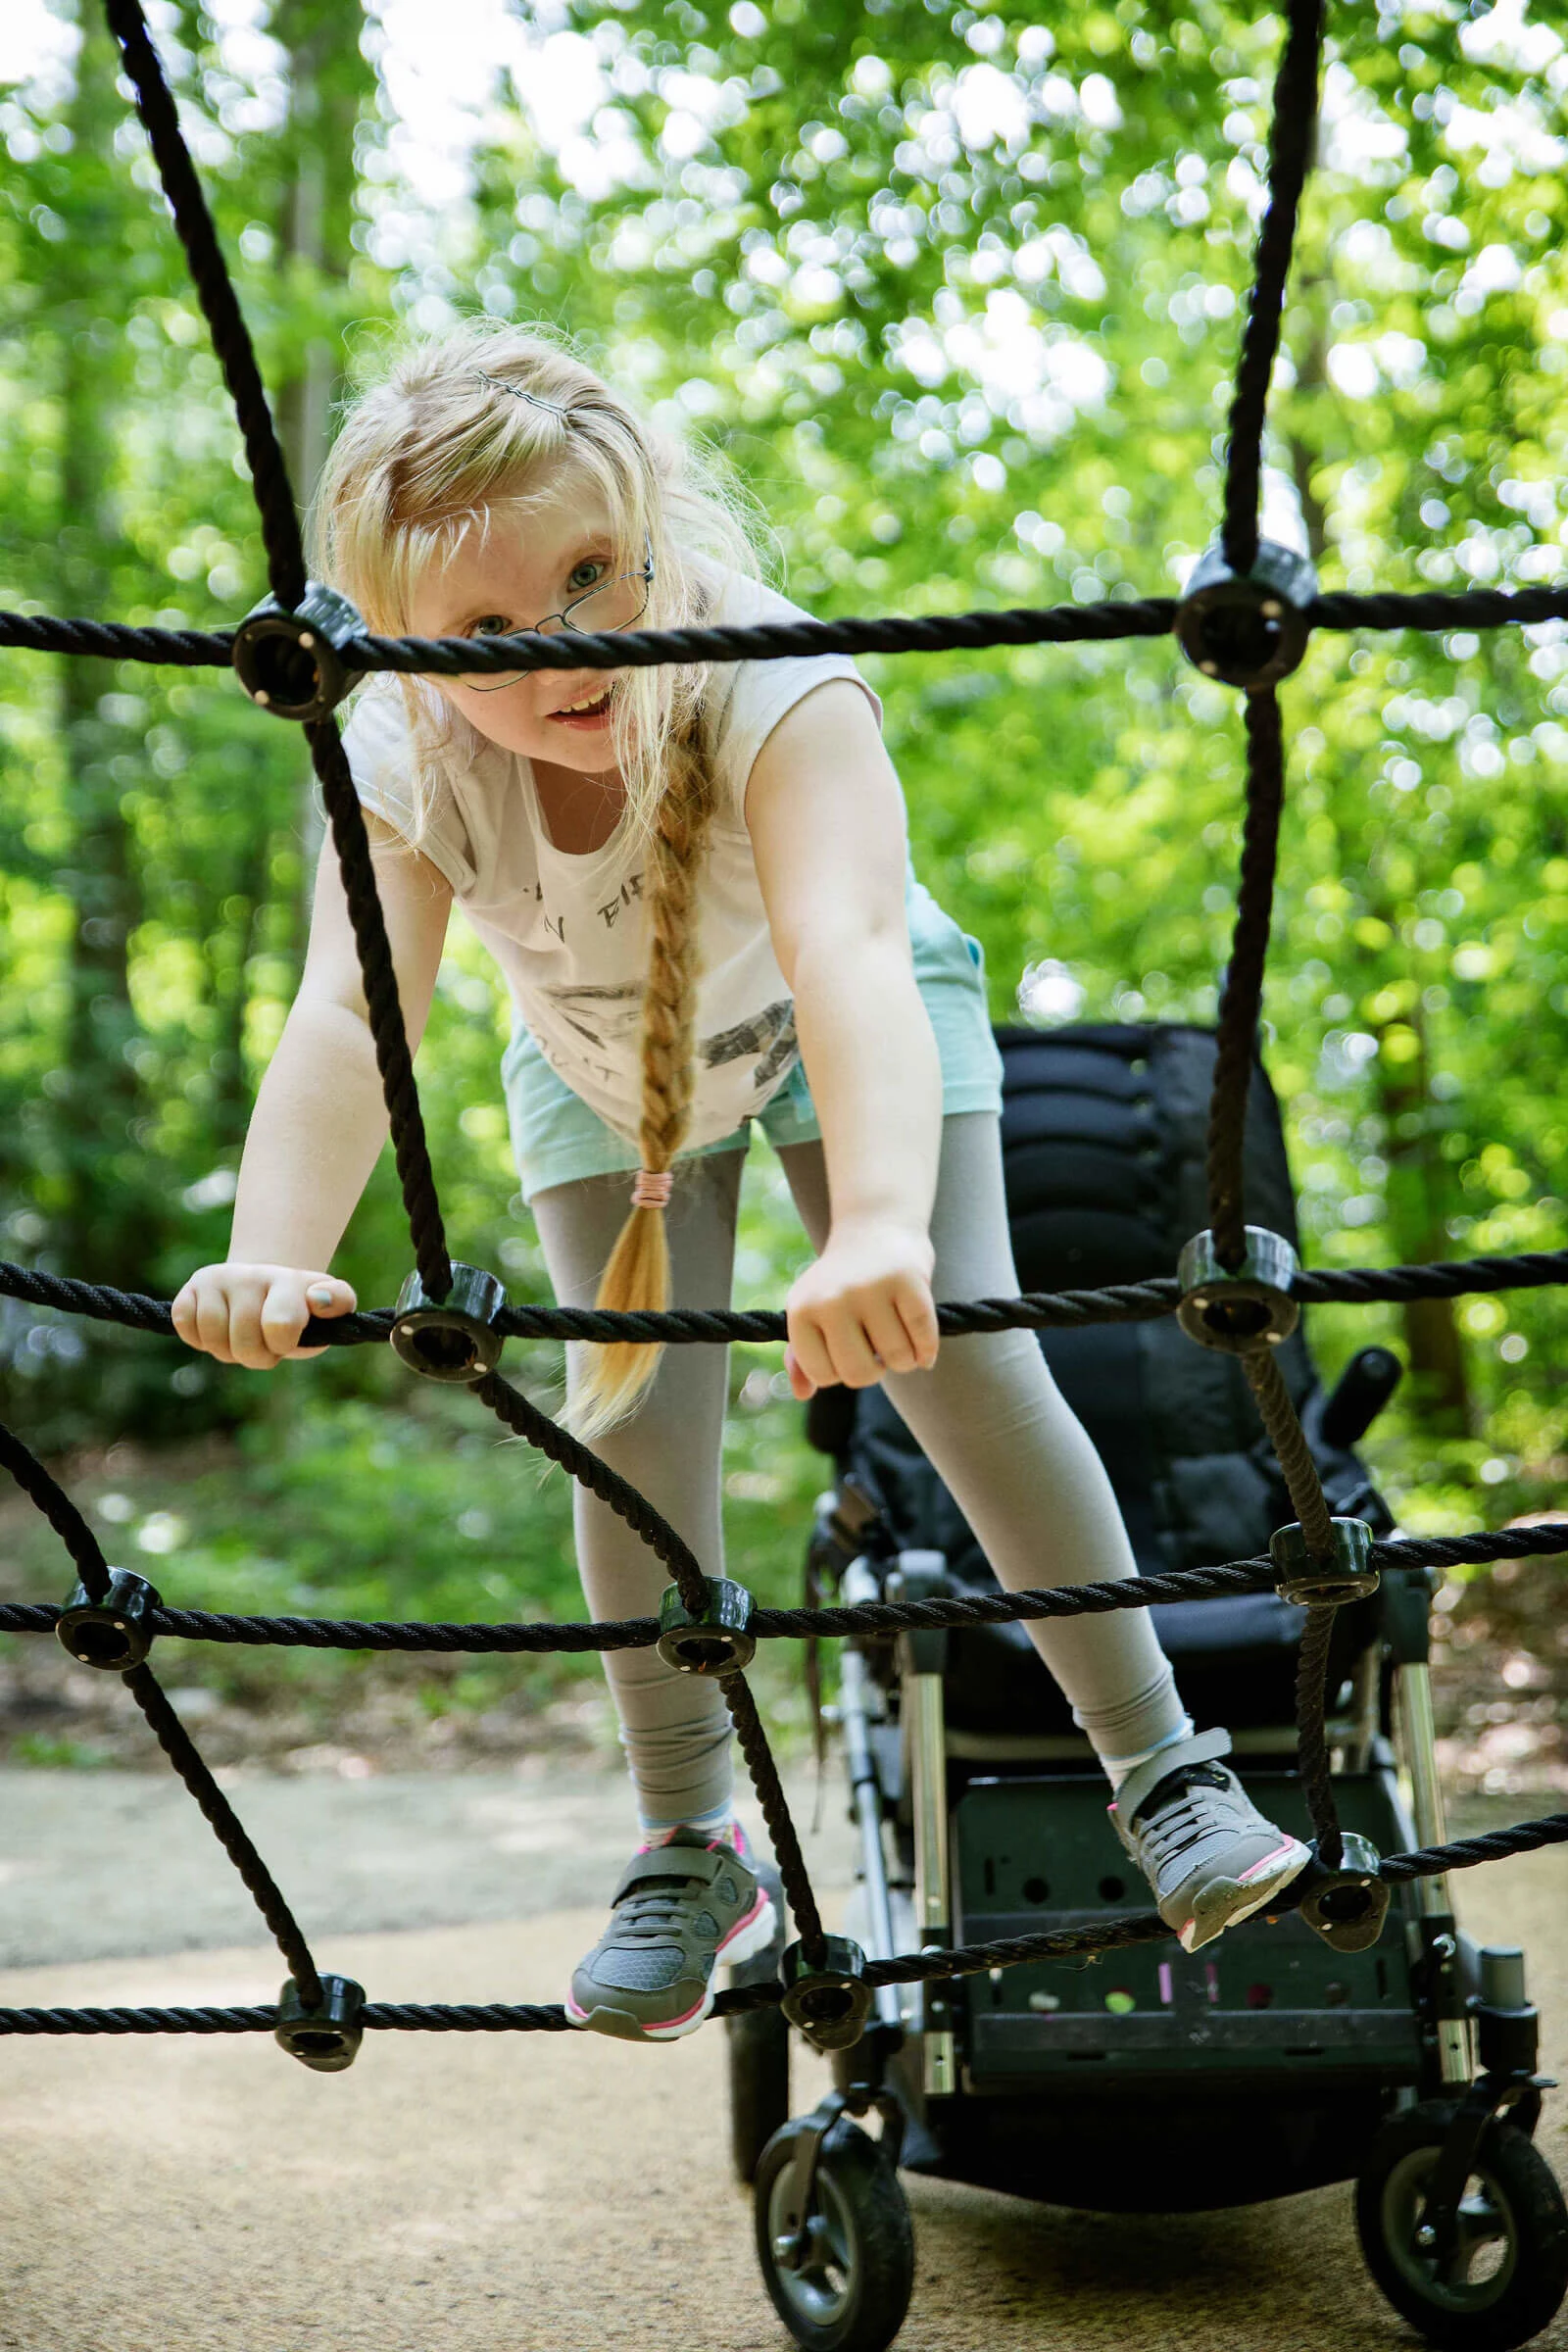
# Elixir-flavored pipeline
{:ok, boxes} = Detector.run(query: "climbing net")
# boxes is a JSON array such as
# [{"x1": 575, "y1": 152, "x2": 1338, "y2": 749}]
[{"x1": 0, "y1": 0, "x2": 1566, "y2": 2064}]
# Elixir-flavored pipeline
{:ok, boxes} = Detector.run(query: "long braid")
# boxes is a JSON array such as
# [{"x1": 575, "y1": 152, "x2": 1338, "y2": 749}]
[{"x1": 567, "y1": 720, "x2": 715, "y2": 1439}]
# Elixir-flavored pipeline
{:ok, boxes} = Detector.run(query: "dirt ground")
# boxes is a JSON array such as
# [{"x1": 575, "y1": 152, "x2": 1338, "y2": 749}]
[{"x1": 0, "y1": 1769, "x2": 1565, "y2": 2352}]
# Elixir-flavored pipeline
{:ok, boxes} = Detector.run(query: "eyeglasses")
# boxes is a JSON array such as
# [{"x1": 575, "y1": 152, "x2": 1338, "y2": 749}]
[{"x1": 462, "y1": 535, "x2": 655, "y2": 693}]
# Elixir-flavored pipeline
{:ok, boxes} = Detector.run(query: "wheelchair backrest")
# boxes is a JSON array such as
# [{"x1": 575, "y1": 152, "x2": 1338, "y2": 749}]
[{"x1": 845, "y1": 1021, "x2": 1389, "y2": 1580}]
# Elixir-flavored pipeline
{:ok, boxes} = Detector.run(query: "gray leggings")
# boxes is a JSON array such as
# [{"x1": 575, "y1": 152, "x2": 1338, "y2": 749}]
[{"x1": 533, "y1": 1111, "x2": 1187, "y2": 1832}]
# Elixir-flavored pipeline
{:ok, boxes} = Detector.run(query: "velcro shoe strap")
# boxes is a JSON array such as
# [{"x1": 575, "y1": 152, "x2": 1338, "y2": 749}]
[
  {"x1": 1110, "y1": 1724, "x2": 1233, "y2": 1847},
  {"x1": 610, "y1": 1840, "x2": 733, "y2": 1908}
]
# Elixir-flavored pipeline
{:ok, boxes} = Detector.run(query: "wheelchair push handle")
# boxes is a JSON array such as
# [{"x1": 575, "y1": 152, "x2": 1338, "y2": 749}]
[{"x1": 1319, "y1": 1345, "x2": 1403, "y2": 1451}]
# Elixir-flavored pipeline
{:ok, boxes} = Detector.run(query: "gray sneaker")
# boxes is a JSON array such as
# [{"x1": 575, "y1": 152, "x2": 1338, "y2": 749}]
[
  {"x1": 565, "y1": 1823, "x2": 777, "y2": 2042},
  {"x1": 1108, "y1": 1727, "x2": 1310, "y2": 1953}
]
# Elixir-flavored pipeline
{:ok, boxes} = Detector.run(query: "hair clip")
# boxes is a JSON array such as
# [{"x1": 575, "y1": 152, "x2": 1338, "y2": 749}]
[
  {"x1": 472, "y1": 368, "x2": 572, "y2": 419},
  {"x1": 630, "y1": 1169, "x2": 673, "y2": 1209}
]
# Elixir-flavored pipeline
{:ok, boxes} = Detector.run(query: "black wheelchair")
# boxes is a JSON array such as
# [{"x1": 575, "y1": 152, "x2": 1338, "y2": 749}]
[{"x1": 726, "y1": 1023, "x2": 1568, "y2": 2352}]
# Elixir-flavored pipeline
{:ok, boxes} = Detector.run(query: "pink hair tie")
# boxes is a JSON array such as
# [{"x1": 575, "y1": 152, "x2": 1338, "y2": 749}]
[{"x1": 631, "y1": 1168, "x2": 672, "y2": 1209}]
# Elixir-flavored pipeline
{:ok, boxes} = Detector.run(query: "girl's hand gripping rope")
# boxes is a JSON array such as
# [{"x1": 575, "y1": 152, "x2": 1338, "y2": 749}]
[
  {"x1": 784, "y1": 1218, "x2": 939, "y2": 1398},
  {"x1": 172, "y1": 1263, "x2": 358, "y2": 1370}
]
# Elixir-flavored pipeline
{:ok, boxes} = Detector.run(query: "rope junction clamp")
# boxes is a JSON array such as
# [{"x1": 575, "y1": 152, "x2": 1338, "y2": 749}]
[
  {"x1": 1174, "y1": 540, "x2": 1318, "y2": 692},
  {"x1": 274, "y1": 1974, "x2": 366, "y2": 2072},
  {"x1": 231, "y1": 583, "x2": 366, "y2": 722},
  {"x1": 55, "y1": 1568, "x2": 160, "y2": 1671},
  {"x1": 779, "y1": 1934, "x2": 874, "y2": 2052},
  {"x1": 1271, "y1": 1515, "x2": 1380, "y2": 1606},
  {"x1": 390, "y1": 1264, "x2": 507, "y2": 1384},
  {"x1": 656, "y1": 1576, "x2": 756, "y2": 1674},
  {"x1": 1296, "y1": 1832, "x2": 1392, "y2": 1954},
  {"x1": 1176, "y1": 1225, "x2": 1301, "y2": 1351}
]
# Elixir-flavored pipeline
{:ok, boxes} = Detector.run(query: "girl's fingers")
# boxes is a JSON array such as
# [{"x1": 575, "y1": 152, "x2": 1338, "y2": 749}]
[
  {"x1": 787, "y1": 1316, "x2": 838, "y2": 1397},
  {"x1": 191, "y1": 1281, "x2": 238, "y2": 1365},
  {"x1": 814, "y1": 1300, "x2": 883, "y2": 1391},
  {"x1": 858, "y1": 1292, "x2": 919, "y2": 1377},
  {"x1": 260, "y1": 1285, "x2": 311, "y2": 1365},
  {"x1": 784, "y1": 1342, "x2": 815, "y2": 1402},
  {"x1": 226, "y1": 1288, "x2": 279, "y2": 1372},
  {"x1": 891, "y1": 1277, "x2": 939, "y2": 1372}
]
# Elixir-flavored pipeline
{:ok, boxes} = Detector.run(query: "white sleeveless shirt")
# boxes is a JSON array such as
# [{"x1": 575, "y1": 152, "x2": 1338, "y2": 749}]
[{"x1": 340, "y1": 569, "x2": 882, "y2": 1151}]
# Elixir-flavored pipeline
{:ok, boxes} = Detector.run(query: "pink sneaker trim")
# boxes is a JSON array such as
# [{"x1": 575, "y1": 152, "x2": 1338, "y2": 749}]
[{"x1": 1239, "y1": 1837, "x2": 1307, "y2": 1886}]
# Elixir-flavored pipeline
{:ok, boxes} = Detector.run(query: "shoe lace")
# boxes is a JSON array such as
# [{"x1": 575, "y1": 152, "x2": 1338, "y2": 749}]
[
  {"x1": 612, "y1": 1869, "x2": 717, "y2": 1943},
  {"x1": 1131, "y1": 1764, "x2": 1235, "y2": 1870}
]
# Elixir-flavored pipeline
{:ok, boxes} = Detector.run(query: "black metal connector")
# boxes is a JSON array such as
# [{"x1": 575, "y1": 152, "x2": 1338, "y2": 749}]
[
  {"x1": 1297, "y1": 1832, "x2": 1391, "y2": 1953},
  {"x1": 389, "y1": 1264, "x2": 507, "y2": 1383},
  {"x1": 274, "y1": 1974, "x2": 366, "y2": 2072},
  {"x1": 1174, "y1": 539, "x2": 1318, "y2": 692},
  {"x1": 55, "y1": 1568, "x2": 161, "y2": 1671},
  {"x1": 1270, "y1": 1516, "x2": 1379, "y2": 1606},
  {"x1": 1176, "y1": 1226, "x2": 1300, "y2": 1351},
  {"x1": 779, "y1": 1936, "x2": 874, "y2": 2052},
  {"x1": 231, "y1": 583, "x2": 366, "y2": 722},
  {"x1": 656, "y1": 1577, "x2": 756, "y2": 1674}
]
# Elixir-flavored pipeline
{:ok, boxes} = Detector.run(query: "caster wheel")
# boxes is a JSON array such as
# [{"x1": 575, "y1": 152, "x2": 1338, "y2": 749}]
[
  {"x1": 728, "y1": 2003, "x2": 790, "y2": 2184},
  {"x1": 754, "y1": 2117, "x2": 914, "y2": 2352},
  {"x1": 1355, "y1": 2097, "x2": 1568, "y2": 2351}
]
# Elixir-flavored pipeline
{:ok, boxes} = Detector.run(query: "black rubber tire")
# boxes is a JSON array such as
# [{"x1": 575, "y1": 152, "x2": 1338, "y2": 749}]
[
  {"x1": 728, "y1": 2004, "x2": 791, "y2": 2185},
  {"x1": 754, "y1": 2118, "x2": 914, "y2": 2352},
  {"x1": 1355, "y1": 2098, "x2": 1568, "y2": 2352}
]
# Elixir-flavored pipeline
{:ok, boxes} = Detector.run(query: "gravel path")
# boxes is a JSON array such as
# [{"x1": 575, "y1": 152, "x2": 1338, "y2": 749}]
[{"x1": 0, "y1": 1770, "x2": 1563, "y2": 2352}]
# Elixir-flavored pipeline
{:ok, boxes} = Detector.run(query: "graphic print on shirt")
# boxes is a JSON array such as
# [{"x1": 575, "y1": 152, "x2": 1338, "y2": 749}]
[
  {"x1": 541, "y1": 981, "x2": 643, "y2": 1055},
  {"x1": 701, "y1": 999, "x2": 798, "y2": 1094}
]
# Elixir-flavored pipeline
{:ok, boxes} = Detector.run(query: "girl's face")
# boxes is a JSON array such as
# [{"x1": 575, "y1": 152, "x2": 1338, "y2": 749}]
[{"x1": 409, "y1": 478, "x2": 633, "y2": 771}]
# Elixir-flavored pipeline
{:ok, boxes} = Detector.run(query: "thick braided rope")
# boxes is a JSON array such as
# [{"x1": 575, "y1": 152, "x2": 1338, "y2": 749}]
[
  {"x1": 306, "y1": 721, "x2": 453, "y2": 1299},
  {"x1": 1243, "y1": 1349, "x2": 1335, "y2": 1558},
  {"x1": 103, "y1": 0, "x2": 305, "y2": 611},
  {"x1": 1207, "y1": 689, "x2": 1286, "y2": 1269},
  {"x1": 124, "y1": 1666, "x2": 323, "y2": 2006},
  {"x1": 0, "y1": 1418, "x2": 110, "y2": 1602},
  {"x1": 10, "y1": 1244, "x2": 1568, "y2": 1353},
  {"x1": 721, "y1": 1670, "x2": 828, "y2": 1967},
  {"x1": 4, "y1": 1811, "x2": 1568, "y2": 2038},
  {"x1": 1292, "y1": 1605, "x2": 1344, "y2": 1867},
  {"x1": 1221, "y1": 0, "x2": 1324, "y2": 575}
]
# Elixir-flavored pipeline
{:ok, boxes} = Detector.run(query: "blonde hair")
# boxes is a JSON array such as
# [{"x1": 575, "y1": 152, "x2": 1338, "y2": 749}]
[{"x1": 311, "y1": 322, "x2": 763, "y2": 1435}]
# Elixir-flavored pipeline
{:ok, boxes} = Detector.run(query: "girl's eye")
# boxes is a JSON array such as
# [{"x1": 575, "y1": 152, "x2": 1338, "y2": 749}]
[
  {"x1": 567, "y1": 558, "x2": 608, "y2": 596},
  {"x1": 468, "y1": 614, "x2": 512, "y2": 638}
]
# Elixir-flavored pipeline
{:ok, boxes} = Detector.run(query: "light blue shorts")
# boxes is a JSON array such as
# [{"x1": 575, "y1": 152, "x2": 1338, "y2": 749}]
[{"x1": 503, "y1": 874, "x2": 1004, "y2": 1201}]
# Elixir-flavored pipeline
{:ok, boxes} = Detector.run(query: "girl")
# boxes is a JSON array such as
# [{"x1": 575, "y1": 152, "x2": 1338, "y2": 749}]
[{"x1": 172, "y1": 325, "x2": 1308, "y2": 2043}]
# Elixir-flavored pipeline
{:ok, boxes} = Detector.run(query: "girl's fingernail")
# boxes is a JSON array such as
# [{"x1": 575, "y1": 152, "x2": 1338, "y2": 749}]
[{"x1": 307, "y1": 1286, "x2": 334, "y2": 1307}]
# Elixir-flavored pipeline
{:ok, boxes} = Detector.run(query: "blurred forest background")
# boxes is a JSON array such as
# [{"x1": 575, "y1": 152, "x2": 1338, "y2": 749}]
[{"x1": 0, "y1": 0, "x2": 1565, "y2": 1788}]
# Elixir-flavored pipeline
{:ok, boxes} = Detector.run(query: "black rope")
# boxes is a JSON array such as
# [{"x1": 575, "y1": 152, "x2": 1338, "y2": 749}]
[
  {"x1": 103, "y1": 0, "x2": 305, "y2": 611},
  {"x1": 0, "y1": 1419, "x2": 110, "y2": 1602},
  {"x1": 1208, "y1": 689, "x2": 1286, "y2": 1268},
  {"x1": 1221, "y1": 0, "x2": 1324, "y2": 575},
  {"x1": 124, "y1": 1666, "x2": 323, "y2": 2007},
  {"x1": 4, "y1": 1538, "x2": 1566, "y2": 1659},
  {"x1": 306, "y1": 720, "x2": 452, "y2": 1298},
  {"x1": 9, "y1": 1242, "x2": 1568, "y2": 1355}
]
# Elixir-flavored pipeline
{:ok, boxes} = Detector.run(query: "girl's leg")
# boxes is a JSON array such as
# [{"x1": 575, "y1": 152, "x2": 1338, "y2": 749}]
[
  {"x1": 776, "y1": 1112, "x2": 1190, "y2": 1776},
  {"x1": 531, "y1": 1152, "x2": 745, "y2": 1837}
]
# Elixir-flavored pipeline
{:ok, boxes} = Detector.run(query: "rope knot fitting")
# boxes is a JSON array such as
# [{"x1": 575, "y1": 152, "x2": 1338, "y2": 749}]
[
  {"x1": 1175, "y1": 539, "x2": 1317, "y2": 692},
  {"x1": 274, "y1": 1974, "x2": 366, "y2": 2072},
  {"x1": 1296, "y1": 1834, "x2": 1391, "y2": 1954},
  {"x1": 55, "y1": 1567, "x2": 160, "y2": 1672},
  {"x1": 779, "y1": 1935, "x2": 873, "y2": 2052},
  {"x1": 390, "y1": 1263, "x2": 507, "y2": 1383},
  {"x1": 231, "y1": 583, "x2": 365, "y2": 722},
  {"x1": 1176, "y1": 1226, "x2": 1299, "y2": 1351},
  {"x1": 657, "y1": 1576, "x2": 756, "y2": 1674},
  {"x1": 1270, "y1": 1515, "x2": 1379, "y2": 1606}
]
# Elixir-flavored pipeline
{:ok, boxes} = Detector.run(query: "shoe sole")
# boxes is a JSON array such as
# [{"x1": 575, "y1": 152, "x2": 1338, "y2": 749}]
[
  {"x1": 1178, "y1": 1836, "x2": 1312, "y2": 1953},
  {"x1": 564, "y1": 1889, "x2": 779, "y2": 2042}
]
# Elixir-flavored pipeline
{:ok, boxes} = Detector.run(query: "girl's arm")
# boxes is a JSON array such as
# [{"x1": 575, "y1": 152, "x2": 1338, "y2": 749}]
[
  {"x1": 746, "y1": 678, "x2": 943, "y2": 1396},
  {"x1": 172, "y1": 816, "x2": 453, "y2": 1370}
]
